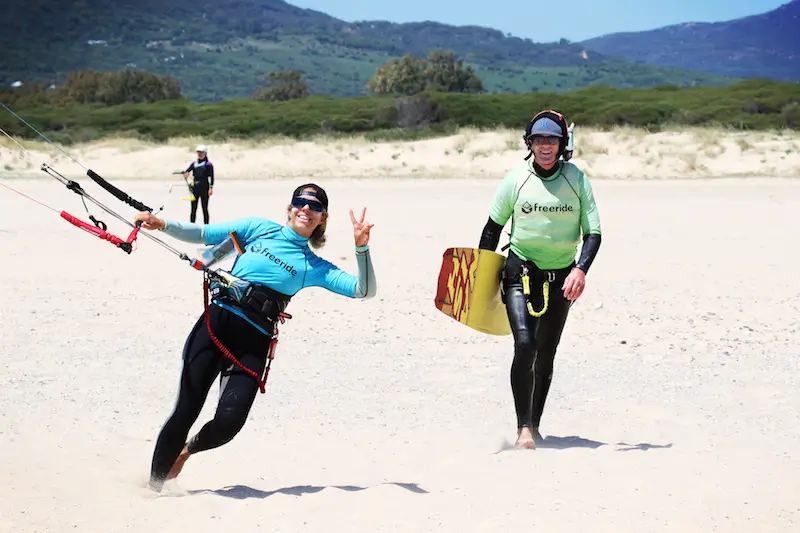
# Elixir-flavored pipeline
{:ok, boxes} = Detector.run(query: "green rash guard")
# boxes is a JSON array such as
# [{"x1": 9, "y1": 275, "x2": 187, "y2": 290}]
[{"x1": 489, "y1": 159, "x2": 602, "y2": 270}]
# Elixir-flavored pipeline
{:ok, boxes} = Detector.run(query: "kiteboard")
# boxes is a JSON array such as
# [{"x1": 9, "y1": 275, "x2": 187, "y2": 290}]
[{"x1": 434, "y1": 247, "x2": 511, "y2": 336}]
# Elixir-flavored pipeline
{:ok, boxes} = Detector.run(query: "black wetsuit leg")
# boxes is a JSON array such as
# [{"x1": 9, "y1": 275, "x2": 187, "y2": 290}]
[
  {"x1": 149, "y1": 304, "x2": 272, "y2": 490},
  {"x1": 198, "y1": 183, "x2": 210, "y2": 224},
  {"x1": 502, "y1": 251, "x2": 573, "y2": 431},
  {"x1": 189, "y1": 192, "x2": 199, "y2": 223},
  {"x1": 190, "y1": 183, "x2": 210, "y2": 224}
]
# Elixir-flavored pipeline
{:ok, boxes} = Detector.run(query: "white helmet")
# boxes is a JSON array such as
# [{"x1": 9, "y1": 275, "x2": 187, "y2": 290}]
[{"x1": 195, "y1": 144, "x2": 207, "y2": 153}]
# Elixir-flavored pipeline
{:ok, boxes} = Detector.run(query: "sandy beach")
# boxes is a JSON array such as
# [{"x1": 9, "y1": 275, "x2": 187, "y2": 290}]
[{"x1": 0, "y1": 128, "x2": 799, "y2": 532}]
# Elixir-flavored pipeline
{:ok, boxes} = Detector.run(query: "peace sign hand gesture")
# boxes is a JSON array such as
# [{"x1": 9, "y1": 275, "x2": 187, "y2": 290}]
[{"x1": 349, "y1": 207, "x2": 374, "y2": 247}]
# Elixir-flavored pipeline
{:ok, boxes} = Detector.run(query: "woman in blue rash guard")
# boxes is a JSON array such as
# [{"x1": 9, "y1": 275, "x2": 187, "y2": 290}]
[{"x1": 133, "y1": 183, "x2": 377, "y2": 492}]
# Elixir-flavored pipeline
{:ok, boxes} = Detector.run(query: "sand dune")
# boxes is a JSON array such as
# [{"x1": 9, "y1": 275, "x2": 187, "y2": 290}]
[
  {"x1": 0, "y1": 162, "x2": 798, "y2": 532},
  {"x1": 2, "y1": 126, "x2": 799, "y2": 181}
]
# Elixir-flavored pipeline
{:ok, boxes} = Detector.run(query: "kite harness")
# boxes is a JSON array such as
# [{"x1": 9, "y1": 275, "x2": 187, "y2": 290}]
[{"x1": 0, "y1": 102, "x2": 289, "y2": 393}]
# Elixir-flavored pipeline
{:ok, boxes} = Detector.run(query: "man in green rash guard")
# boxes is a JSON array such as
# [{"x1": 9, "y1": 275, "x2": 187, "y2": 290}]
[{"x1": 478, "y1": 109, "x2": 602, "y2": 449}]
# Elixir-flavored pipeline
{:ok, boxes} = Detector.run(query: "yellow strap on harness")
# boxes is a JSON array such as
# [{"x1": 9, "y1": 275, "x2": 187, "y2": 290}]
[{"x1": 521, "y1": 265, "x2": 551, "y2": 317}]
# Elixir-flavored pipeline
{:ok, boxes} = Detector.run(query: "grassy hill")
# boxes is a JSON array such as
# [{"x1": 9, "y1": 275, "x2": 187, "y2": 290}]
[
  {"x1": 581, "y1": 0, "x2": 800, "y2": 82},
  {"x1": 1, "y1": 0, "x2": 734, "y2": 102}
]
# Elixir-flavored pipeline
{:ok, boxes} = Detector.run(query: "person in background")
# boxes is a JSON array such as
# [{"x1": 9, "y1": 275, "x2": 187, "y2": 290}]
[{"x1": 184, "y1": 144, "x2": 214, "y2": 223}]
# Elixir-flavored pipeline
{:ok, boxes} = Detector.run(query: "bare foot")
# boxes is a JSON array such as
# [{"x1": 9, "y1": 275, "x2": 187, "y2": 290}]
[
  {"x1": 166, "y1": 446, "x2": 191, "y2": 480},
  {"x1": 146, "y1": 479, "x2": 164, "y2": 494},
  {"x1": 515, "y1": 427, "x2": 535, "y2": 449}
]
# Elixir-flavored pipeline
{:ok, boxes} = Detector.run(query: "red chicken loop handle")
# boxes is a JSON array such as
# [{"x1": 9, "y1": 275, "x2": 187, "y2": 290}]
[{"x1": 60, "y1": 211, "x2": 140, "y2": 254}]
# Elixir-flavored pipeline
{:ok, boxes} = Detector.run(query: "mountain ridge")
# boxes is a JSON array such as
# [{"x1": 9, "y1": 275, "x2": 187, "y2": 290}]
[
  {"x1": 580, "y1": 0, "x2": 800, "y2": 81},
  {"x1": 2, "y1": 0, "x2": 778, "y2": 101}
]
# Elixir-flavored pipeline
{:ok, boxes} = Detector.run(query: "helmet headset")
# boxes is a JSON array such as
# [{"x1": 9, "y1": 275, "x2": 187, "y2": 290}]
[{"x1": 523, "y1": 109, "x2": 574, "y2": 162}]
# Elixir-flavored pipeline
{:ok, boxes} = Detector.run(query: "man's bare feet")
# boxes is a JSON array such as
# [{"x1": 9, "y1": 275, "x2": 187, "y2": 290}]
[
  {"x1": 147, "y1": 479, "x2": 165, "y2": 493},
  {"x1": 166, "y1": 445, "x2": 191, "y2": 480},
  {"x1": 515, "y1": 427, "x2": 535, "y2": 449}
]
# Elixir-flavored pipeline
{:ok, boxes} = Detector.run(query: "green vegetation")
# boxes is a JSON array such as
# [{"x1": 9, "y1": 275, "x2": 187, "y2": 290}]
[
  {"x1": 367, "y1": 51, "x2": 484, "y2": 95},
  {"x1": 252, "y1": 70, "x2": 309, "y2": 102},
  {"x1": 12, "y1": 70, "x2": 183, "y2": 106},
  {"x1": 1, "y1": 0, "x2": 737, "y2": 101},
  {"x1": 1, "y1": 79, "x2": 797, "y2": 146}
]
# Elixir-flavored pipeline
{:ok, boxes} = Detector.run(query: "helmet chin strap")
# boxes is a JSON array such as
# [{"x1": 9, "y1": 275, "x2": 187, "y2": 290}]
[{"x1": 523, "y1": 138, "x2": 535, "y2": 161}]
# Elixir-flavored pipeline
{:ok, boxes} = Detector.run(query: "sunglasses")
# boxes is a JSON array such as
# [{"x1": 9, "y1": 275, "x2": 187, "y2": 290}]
[
  {"x1": 531, "y1": 136, "x2": 560, "y2": 145},
  {"x1": 291, "y1": 196, "x2": 325, "y2": 213}
]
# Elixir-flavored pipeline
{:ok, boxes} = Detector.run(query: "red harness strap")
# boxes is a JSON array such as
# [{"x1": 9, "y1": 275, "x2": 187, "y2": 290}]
[{"x1": 202, "y1": 277, "x2": 291, "y2": 393}]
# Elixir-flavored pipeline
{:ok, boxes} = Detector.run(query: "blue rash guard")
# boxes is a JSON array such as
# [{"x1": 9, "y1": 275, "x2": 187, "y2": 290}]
[{"x1": 160, "y1": 216, "x2": 376, "y2": 334}]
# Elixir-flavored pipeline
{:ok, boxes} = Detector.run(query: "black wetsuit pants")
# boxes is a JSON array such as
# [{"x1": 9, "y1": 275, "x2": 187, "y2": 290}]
[
  {"x1": 149, "y1": 304, "x2": 273, "y2": 490},
  {"x1": 502, "y1": 251, "x2": 573, "y2": 430},
  {"x1": 190, "y1": 182, "x2": 210, "y2": 224}
]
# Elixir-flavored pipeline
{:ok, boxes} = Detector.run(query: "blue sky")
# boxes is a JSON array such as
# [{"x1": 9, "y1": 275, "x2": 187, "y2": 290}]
[{"x1": 289, "y1": 0, "x2": 789, "y2": 42}]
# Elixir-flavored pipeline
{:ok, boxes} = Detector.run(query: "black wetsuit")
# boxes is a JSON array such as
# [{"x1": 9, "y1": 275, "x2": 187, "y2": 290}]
[
  {"x1": 185, "y1": 157, "x2": 214, "y2": 224},
  {"x1": 146, "y1": 199, "x2": 377, "y2": 492},
  {"x1": 149, "y1": 304, "x2": 275, "y2": 491},
  {"x1": 479, "y1": 160, "x2": 601, "y2": 432}
]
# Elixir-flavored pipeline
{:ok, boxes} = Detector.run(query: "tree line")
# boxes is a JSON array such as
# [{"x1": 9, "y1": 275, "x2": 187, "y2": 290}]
[
  {"x1": 0, "y1": 78, "x2": 797, "y2": 148},
  {"x1": 1, "y1": 53, "x2": 797, "y2": 142},
  {"x1": 252, "y1": 49, "x2": 482, "y2": 101},
  {"x1": 2, "y1": 69, "x2": 182, "y2": 106},
  {"x1": 1, "y1": 49, "x2": 482, "y2": 106}
]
